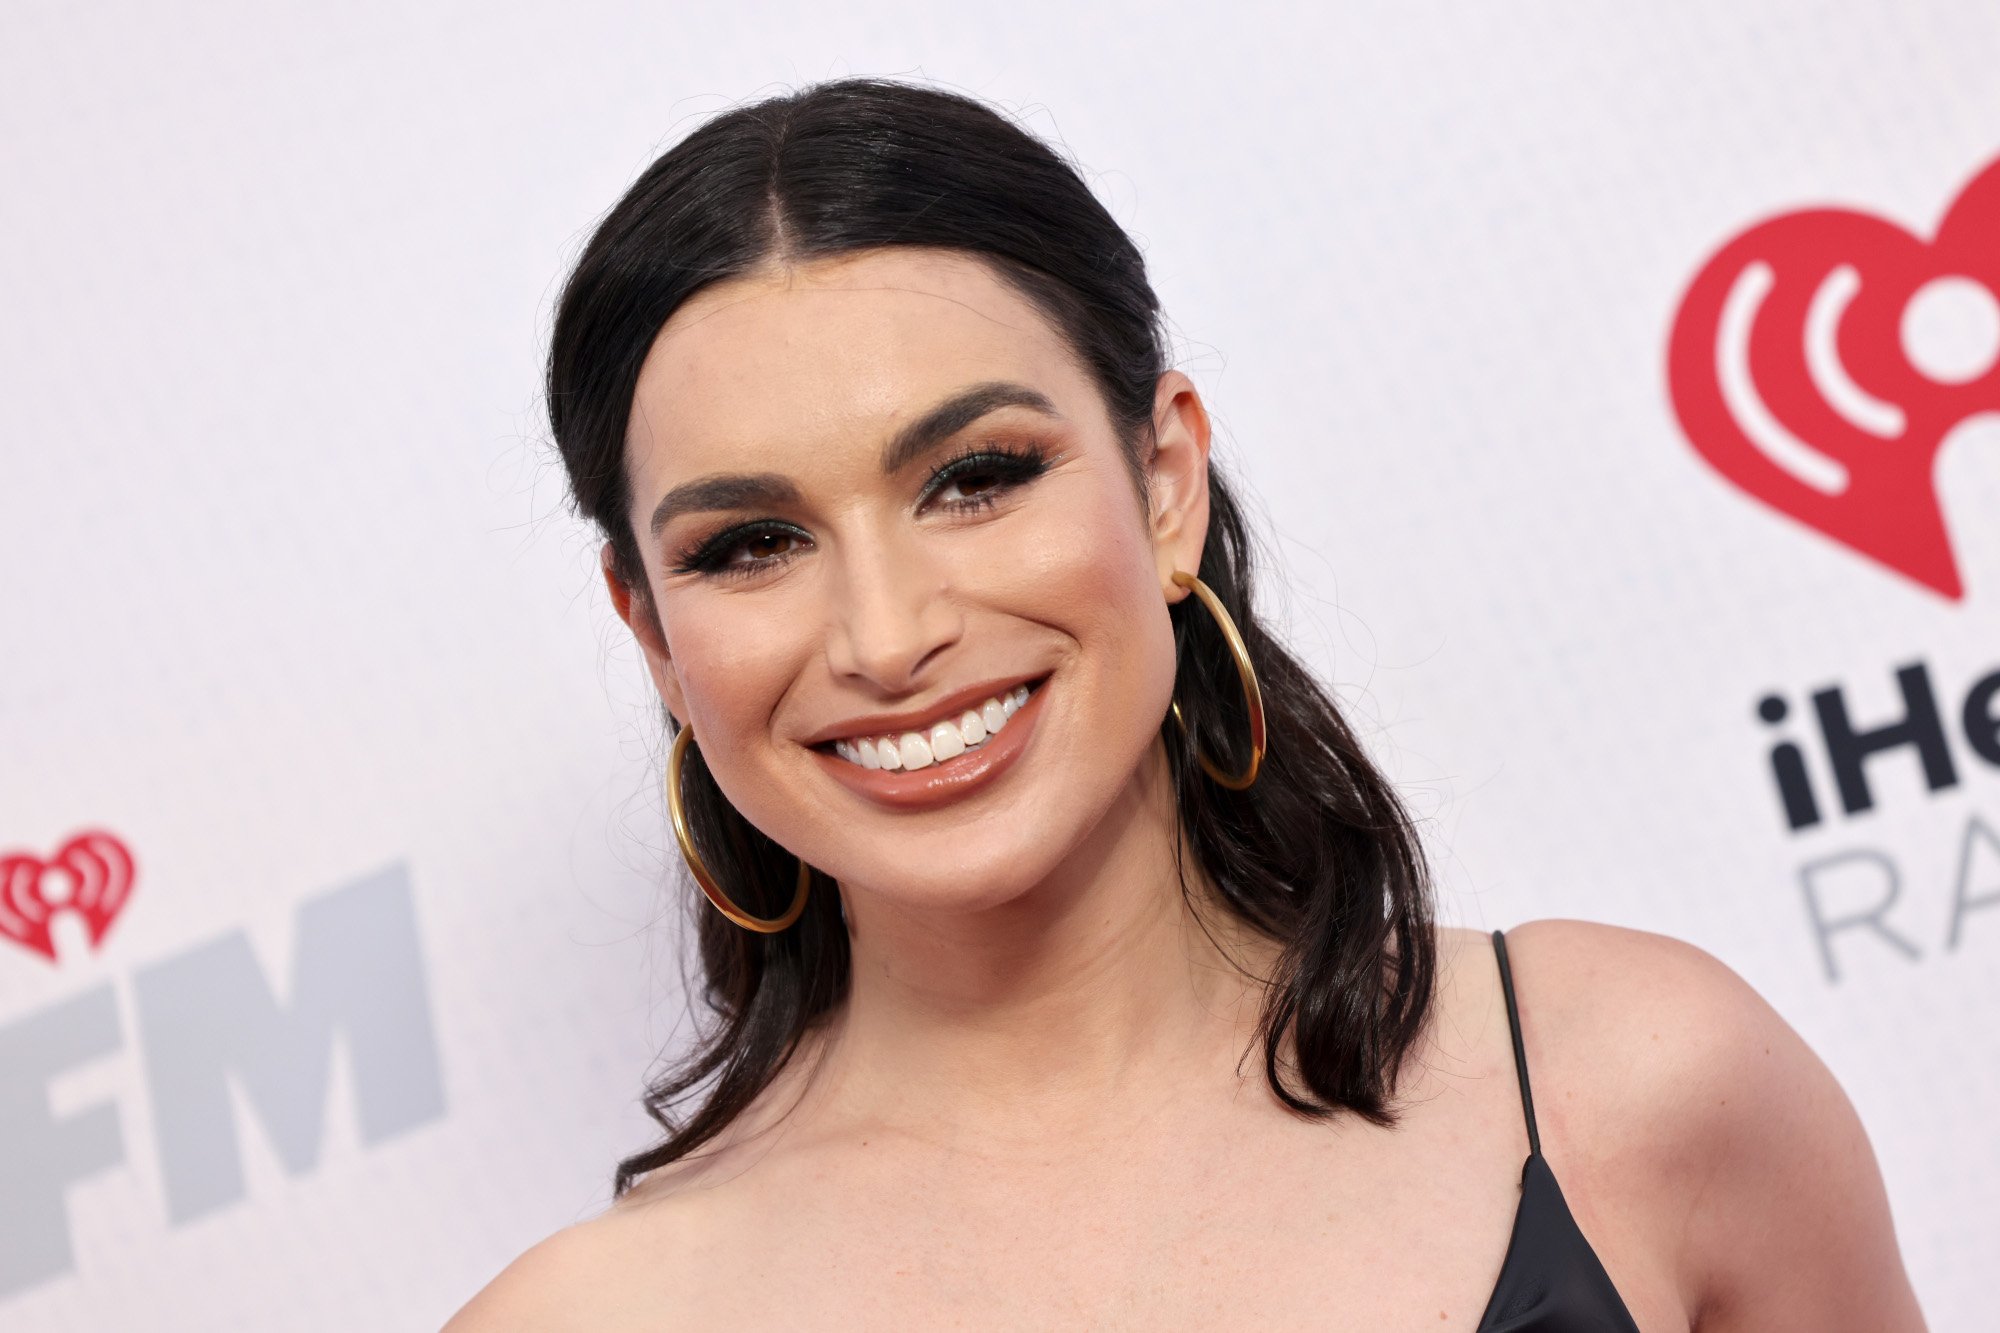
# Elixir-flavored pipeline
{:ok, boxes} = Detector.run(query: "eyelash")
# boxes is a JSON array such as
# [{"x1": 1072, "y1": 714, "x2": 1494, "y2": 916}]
[
  {"x1": 925, "y1": 442, "x2": 1053, "y2": 514},
  {"x1": 670, "y1": 442, "x2": 1054, "y2": 580}
]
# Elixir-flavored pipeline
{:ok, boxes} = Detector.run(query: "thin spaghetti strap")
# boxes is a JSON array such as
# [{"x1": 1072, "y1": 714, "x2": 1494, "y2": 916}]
[{"x1": 1490, "y1": 929, "x2": 1542, "y2": 1159}]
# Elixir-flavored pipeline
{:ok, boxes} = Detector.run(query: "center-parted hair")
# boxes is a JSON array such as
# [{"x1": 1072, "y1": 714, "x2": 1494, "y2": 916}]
[{"x1": 546, "y1": 78, "x2": 1438, "y2": 1194}]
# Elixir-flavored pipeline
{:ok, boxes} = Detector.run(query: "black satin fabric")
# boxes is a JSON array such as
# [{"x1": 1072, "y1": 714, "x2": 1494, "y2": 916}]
[
  {"x1": 1474, "y1": 931, "x2": 1642, "y2": 1332},
  {"x1": 1474, "y1": 1153, "x2": 1641, "y2": 1331}
]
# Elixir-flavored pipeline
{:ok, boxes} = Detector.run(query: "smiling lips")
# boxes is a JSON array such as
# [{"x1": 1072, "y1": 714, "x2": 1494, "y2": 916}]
[
  {"x1": 812, "y1": 679, "x2": 1048, "y2": 810},
  {"x1": 829, "y1": 683, "x2": 1031, "y2": 771}
]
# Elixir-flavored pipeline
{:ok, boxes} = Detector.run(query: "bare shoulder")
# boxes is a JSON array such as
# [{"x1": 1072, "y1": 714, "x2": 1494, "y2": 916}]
[
  {"x1": 443, "y1": 1042, "x2": 830, "y2": 1330},
  {"x1": 442, "y1": 1219, "x2": 622, "y2": 1333},
  {"x1": 1492, "y1": 918, "x2": 1759, "y2": 1060},
  {"x1": 1496, "y1": 919, "x2": 1925, "y2": 1331},
  {"x1": 440, "y1": 1159, "x2": 734, "y2": 1332},
  {"x1": 1493, "y1": 919, "x2": 1852, "y2": 1140}
]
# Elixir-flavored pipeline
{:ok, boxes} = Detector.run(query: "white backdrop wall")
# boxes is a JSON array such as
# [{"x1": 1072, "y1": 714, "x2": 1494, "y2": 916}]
[{"x1": 2, "y1": 2, "x2": 1996, "y2": 1327}]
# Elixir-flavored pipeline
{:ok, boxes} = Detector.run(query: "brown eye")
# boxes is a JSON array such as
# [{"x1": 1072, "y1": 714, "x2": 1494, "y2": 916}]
[
  {"x1": 738, "y1": 530, "x2": 802, "y2": 562},
  {"x1": 922, "y1": 445, "x2": 1053, "y2": 512},
  {"x1": 675, "y1": 520, "x2": 815, "y2": 578},
  {"x1": 944, "y1": 471, "x2": 1003, "y2": 501}
]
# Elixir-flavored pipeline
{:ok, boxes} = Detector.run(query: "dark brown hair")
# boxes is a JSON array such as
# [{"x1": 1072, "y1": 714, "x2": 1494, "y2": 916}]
[{"x1": 545, "y1": 78, "x2": 1438, "y2": 1195}]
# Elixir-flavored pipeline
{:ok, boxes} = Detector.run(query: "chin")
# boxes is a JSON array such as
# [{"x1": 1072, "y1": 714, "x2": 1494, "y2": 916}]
[
  {"x1": 827, "y1": 815, "x2": 1083, "y2": 912},
  {"x1": 823, "y1": 756, "x2": 1154, "y2": 916}
]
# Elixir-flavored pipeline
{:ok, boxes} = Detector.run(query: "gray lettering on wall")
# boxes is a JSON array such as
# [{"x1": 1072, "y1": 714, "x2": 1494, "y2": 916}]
[
  {"x1": 1946, "y1": 813, "x2": 2000, "y2": 950},
  {"x1": 1799, "y1": 848, "x2": 1923, "y2": 982},
  {"x1": 133, "y1": 862, "x2": 447, "y2": 1224},
  {"x1": 0, "y1": 862, "x2": 447, "y2": 1301},
  {"x1": 0, "y1": 985, "x2": 124, "y2": 1298}
]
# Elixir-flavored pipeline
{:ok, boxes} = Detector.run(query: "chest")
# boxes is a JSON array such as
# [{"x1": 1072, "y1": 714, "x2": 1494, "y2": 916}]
[
  {"x1": 666, "y1": 1109, "x2": 1652, "y2": 1330},
  {"x1": 798, "y1": 1162, "x2": 1510, "y2": 1328}
]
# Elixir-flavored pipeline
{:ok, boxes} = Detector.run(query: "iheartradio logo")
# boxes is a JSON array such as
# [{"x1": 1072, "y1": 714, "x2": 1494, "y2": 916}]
[
  {"x1": 1668, "y1": 156, "x2": 2000, "y2": 601},
  {"x1": 0, "y1": 830, "x2": 135, "y2": 964}
]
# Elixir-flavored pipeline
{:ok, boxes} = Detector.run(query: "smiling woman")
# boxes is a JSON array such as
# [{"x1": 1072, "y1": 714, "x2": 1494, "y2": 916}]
[{"x1": 449, "y1": 79, "x2": 1924, "y2": 1331}]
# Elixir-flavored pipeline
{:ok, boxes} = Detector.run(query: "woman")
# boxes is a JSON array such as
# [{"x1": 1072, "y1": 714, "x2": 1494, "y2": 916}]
[{"x1": 452, "y1": 79, "x2": 1923, "y2": 1329}]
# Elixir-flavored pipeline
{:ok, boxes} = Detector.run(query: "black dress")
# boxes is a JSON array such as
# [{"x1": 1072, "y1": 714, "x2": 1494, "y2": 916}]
[{"x1": 1474, "y1": 929, "x2": 1643, "y2": 1331}]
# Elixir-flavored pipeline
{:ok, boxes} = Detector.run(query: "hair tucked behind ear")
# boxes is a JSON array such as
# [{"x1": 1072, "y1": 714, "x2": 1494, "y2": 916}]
[{"x1": 545, "y1": 77, "x2": 1437, "y2": 1196}]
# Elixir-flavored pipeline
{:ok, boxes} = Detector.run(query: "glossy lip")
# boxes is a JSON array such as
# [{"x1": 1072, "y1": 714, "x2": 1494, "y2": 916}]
[
  {"x1": 811, "y1": 678, "x2": 1048, "y2": 812},
  {"x1": 800, "y1": 672, "x2": 1046, "y2": 747}
]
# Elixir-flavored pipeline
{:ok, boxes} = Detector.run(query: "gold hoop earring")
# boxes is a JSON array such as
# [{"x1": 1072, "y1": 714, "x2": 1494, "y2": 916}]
[
  {"x1": 1167, "y1": 569, "x2": 1267, "y2": 791},
  {"x1": 666, "y1": 726, "x2": 811, "y2": 933}
]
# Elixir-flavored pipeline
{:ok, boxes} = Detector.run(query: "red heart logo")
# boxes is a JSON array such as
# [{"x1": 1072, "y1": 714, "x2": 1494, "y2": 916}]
[
  {"x1": 0, "y1": 830, "x2": 137, "y2": 964},
  {"x1": 1668, "y1": 156, "x2": 2000, "y2": 601}
]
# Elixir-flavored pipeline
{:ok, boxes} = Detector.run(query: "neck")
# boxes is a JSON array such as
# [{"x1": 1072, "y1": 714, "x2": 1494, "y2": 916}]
[{"x1": 814, "y1": 742, "x2": 1277, "y2": 1145}]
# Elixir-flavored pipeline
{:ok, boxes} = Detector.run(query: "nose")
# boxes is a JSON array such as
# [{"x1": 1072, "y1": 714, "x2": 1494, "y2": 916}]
[{"x1": 822, "y1": 526, "x2": 963, "y2": 694}]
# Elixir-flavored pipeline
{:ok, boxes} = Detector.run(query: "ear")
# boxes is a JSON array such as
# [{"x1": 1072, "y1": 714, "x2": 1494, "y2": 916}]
[
  {"x1": 601, "y1": 541, "x2": 689, "y2": 725},
  {"x1": 1145, "y1": 370, "x2": 1213, "y2": 602}
]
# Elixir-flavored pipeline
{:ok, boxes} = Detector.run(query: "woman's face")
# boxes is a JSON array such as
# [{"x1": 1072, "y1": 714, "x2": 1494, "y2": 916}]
[{"x1": 611, "y1": 247, "x2": 1211, "y2": 915}]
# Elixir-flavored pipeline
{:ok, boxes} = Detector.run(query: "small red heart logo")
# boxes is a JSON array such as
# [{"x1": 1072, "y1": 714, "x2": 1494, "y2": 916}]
[
  {"x1": 1668, "y1": 156, "x2": 2000, "y2": 600},
  {"x1": 0, "y1": 830, "x2": 137, "y2": 964}
]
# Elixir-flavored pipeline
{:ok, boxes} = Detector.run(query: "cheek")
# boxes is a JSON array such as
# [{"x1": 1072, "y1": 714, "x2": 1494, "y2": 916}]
[
  {"x1": 662, "y1": 598, "x2": 805, "y2": 752},
  {"x1": 992, "y1": 475, "x2": 1179, "y2": 719},
  {"x1": 667, "y1": 607, "x2": 819, "y2": 850}
]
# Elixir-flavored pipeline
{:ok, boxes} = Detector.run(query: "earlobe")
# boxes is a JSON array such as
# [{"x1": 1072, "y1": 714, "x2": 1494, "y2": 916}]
[
  {"x1": 600, "y1": 542, "x2": 636, "y2": 628},
  {"x1": 601, "y1": 542, "x2": 688, "y2": 724},
  {"x1": 602, "y1": 542, "x2": 666, "y2": 653},
  {"x1": 1146, "y1": 371, "x2": 1213, "y2": 597}
]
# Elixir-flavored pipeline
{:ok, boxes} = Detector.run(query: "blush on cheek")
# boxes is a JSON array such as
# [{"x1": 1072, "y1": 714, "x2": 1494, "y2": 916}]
[
  {"x1": 668, "y1": 609, "x2": 801, "y2": 765},
  {"x1": 1025, "y1": 481, "x2": 1161, "y2": 617},
  {"x1": 1012, "y1": 480, "x2": 1180, "y2": 722}
]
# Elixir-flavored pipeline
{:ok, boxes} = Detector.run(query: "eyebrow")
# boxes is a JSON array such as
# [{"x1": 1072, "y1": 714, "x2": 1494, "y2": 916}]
[
  {"x1": 877, "y1": 380, "x2": 1061, "y2": 475},
  {"x1": 647, "y1": 472, "x2": 802, "y2": 540},
  {"x1": 646, "y1": 380, "x2": 1061, "y2": 540}
]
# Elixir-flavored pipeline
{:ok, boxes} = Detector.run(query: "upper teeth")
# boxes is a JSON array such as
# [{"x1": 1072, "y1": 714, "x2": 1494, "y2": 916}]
[{"x1": 831, "y1": 684, "x2": 1032, "y2": 772}]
